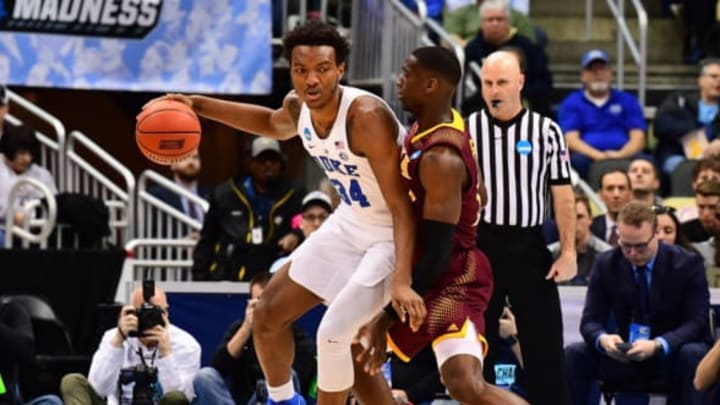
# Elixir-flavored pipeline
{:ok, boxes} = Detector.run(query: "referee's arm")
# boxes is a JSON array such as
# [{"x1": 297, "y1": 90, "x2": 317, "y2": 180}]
[{"x1": 547, "y1": 184, "x2": 577, "y2": 281}]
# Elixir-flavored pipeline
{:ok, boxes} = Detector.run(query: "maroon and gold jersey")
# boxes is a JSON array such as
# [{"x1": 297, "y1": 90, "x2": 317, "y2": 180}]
[
  {"x1": 390, "y1": 109, "x2": 493, "y2": 362},
  {"x1": 399, "y1": 109, "x2": 481, "y2": 251}
]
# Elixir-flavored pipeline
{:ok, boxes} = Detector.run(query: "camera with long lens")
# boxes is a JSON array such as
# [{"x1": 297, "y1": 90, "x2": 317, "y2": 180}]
[
  {"x1": 119, "y1": 364, "x2": 158, "y2": 405},
  {"x1": 128, "y1": 280, "x2": 166, "y2": 338}
]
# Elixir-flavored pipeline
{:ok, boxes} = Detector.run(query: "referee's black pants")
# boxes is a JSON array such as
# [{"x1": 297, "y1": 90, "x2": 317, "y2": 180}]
[{"x1": 478, "y1": 223, "x2": 570, "y2": 405}]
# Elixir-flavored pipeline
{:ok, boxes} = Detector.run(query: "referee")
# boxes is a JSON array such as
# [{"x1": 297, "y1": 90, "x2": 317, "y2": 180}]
[{"x1": 469, "y1": 51, "x2": 577, "y2": 405}]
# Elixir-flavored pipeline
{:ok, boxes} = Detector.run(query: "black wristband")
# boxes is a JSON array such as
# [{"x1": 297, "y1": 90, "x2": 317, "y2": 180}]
[{"x1": 411, "y1": 219, "x2": 456, "y2": 296}]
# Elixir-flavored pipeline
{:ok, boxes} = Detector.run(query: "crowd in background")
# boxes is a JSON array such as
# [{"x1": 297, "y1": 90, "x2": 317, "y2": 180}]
[{"x1": 4, "y1": 0, "x2": 720, "y2": 404}]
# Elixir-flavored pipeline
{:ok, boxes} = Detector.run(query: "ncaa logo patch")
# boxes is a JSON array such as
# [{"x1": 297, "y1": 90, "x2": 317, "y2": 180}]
[
  {"x1": 303, "y1": 127, "x2": 312, "y2": 141},
  {"x1": 516, "y1": 140, "x2": 532, "y2": 155},
  {"x1": 609, "y1": 104, "x2": 622, "y2": 115},
  {"x1": 339, "y1": 152, "x2": 349, "y2": 161}
]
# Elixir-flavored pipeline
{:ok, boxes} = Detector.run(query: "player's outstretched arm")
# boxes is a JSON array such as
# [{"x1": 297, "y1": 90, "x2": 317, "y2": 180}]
[
  {"x1": 348, "y1": 96, "x2": 417, "y2": 319},
  {"x1": 149, "y1": 92, "x2": 300, "y2": 141}
]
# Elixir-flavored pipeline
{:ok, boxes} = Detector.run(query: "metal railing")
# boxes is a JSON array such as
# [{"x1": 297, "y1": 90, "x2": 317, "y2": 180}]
[
  {"x1": 118, "y1": 238, "x2": 197, "y2": 302},
  {"x1": 4, "y1": 178, "x2": 57, "y2": 249},
  {"x1": 65, "y1": 130, "x2": 136, "y2": 246},
  {"x1": 586, "y1": 0, "x2": 648, "y2": 106},
  {"x1": 4, "y1": 88, "x2": 67, "y2": 190},
  {"x1": 348, "y1": 0, "x2": 466, "y2": 122},
  {"x1": 136, "y1": 169, "x2": 208, "y2": 240}
]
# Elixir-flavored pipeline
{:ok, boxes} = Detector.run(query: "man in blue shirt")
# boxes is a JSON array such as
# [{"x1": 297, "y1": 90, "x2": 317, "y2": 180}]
[
  {"x1": 565, "y1": 201, "x2": 712, "y2": 405},
  {"x1": 559, "y1": 49, "x2": 647, "y2": 179}
]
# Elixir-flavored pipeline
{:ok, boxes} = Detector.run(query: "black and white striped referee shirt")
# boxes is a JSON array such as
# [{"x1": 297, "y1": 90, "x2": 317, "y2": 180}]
[{"x1": 468, "y1": 108, "x2": 572, "y2": 227}]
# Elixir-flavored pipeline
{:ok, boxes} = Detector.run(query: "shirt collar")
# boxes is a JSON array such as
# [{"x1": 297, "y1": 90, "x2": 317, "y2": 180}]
[{"x1": 632, "y1": 249, "x2": 657, "y2": 274}]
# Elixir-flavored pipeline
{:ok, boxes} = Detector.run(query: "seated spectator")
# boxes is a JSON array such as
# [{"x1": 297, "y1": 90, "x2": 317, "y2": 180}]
[
  {"x1": 148, "y1": 149, "x2": 210, "y2": 226},
  {"x1": 316, "y1": 178, "x2": 340, "y2": 211},
  {"x1": 279, "y1": 190, "x2": 333, "y2": 254},
  {"x1": 60, "y1": 285, "x2": 201, "y2": 405},
  {"x1": 463, "y1": 0, "x2": 552, "y2": 115},
  {"x1": 192, "y1": 272, "x2": 316, "y2": 405},
  {"x1": 566, "y1": 201, "x2": 712, "y2": 405},
  {"x1": 495, "y1": 305, "x2": 528, "y2": 400},
  {"x1": 654, "y1": 59, "x2": 720, "y2": 176},
  {"x1": 192, "y1": 137, "x2": 305, "y2": 281},
  {"x1": 682, "y1": 179, "x2": 720, "y2": 242},
  {"x1": 443, "y1": 0, "x2": 537, "y2": 46},
  {"x1": 628, "y1": 158, "x2": 662, "y2": 206},
  {"x1": 549, "y1": 193, "x2": 612, "y2": 285},
  {"x1": 559, "y1": 49, "x2": 647, "y2": 180},
  {"x1": 654, "y1": 205, "x2": 698, "y2": 253},
  {"x1": 591, "y1": 170, "x2": 632, "y2": 246},
  {"x1": 0, "y1": 300, "x2": 62, "y2": 405},
  {"x1": 677, "y1": 158, "x2": 720, "y2": 222},
  {"x1": 0, "y1": 125, "x2": 57, "y2": 246}
]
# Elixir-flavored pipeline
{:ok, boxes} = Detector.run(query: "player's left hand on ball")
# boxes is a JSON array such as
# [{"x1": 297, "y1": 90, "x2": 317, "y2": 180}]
[{"x1": 391, "y1": 284, "x2": 426, "y2": 332}]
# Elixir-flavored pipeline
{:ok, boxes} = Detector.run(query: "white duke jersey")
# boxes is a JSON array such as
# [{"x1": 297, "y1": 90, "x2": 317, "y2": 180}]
[{"x1": 297, "y1": 86, "x2": 405, "y2": 227}]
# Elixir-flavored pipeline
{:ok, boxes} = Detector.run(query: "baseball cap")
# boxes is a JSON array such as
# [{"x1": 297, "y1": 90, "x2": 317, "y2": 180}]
[
  {"x1": 581, "y1": 49, "x2": 610, "y2": 69},
  {"x1": 0, "y1": 85, "x2": 8, "y2": 106},
  {"x1": 251, "y1": 137, "x2": 282, "y2": 158},
  {"x1": 302, "y1": 190, "x2": 332, "y2": 212}
]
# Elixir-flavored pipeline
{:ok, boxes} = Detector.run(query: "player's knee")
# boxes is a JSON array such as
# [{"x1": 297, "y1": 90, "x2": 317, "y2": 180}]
[
  {"x1": 253, "y1": 297, "x2": 289, "y2": 335},
  {"x1": 443, "y1": 366, "x2": 486, "y2": 403}
]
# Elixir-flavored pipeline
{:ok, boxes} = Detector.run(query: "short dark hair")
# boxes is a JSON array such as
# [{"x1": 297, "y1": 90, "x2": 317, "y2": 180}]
[
  {"x1": 411, "y1": 46, "x2": 462, "y2": 86},
  {"x1": 283, "y1": 21, "x2": 350, "y2": 66},
  {"x1": 629, "y1": 157, "x2": 659, "y2": 180},
  {"x1": 598, "y1": 169, "x2": 630, "y2": 190},
  {"x1": 0, "y1": 125, "x2": 40, "y2": 161},
  {"x1": 692, "y1": 158, "x2": 720, "y2": 181},
  {"x1": 574, "y1": 192, "x2": 592, "y2": 217},
  {"x1": 618, "y1": 201, "x2": 656, "y2": 229},
  {"x1": 249, "y1": 271, "x2": 272, "y2": 291}
]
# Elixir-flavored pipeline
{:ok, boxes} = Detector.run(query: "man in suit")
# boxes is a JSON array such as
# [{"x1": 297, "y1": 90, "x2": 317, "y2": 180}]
[
  {"x1": 147, "y1": 148, "x2": 210, "y2": 236},
  {"x1": 591, "y1": 170, "x2": 632, "y2": 247},
  {"x1": 566, "y1": 201, "x2": 712, "y2": 405}
]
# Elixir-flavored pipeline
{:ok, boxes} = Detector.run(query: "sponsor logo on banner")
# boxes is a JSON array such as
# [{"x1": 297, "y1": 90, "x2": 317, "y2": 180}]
[{"x1": 0, "y1": 0, "x2": 162, "y2": 38}]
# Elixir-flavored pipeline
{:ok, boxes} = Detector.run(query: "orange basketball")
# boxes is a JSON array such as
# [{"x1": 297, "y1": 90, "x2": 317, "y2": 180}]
[{"x1": 136, "y1": 99, "x2": 201, "y2": 165}]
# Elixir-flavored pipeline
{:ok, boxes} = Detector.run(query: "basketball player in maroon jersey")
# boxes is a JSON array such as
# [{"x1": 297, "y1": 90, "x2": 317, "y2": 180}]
[{"x1": 357, "y1": 46, "x2": 528, "y2": 405}]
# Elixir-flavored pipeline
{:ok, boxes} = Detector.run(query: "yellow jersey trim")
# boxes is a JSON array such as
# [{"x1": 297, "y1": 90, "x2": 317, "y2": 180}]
[{"x1": 410, "y1": 109, "x2": 464, "y2": 144}]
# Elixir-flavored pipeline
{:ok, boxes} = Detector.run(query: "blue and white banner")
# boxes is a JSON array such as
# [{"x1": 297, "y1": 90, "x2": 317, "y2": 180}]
[{"x1": 0, "y1": 0, "x2": 272, "y2": 94}]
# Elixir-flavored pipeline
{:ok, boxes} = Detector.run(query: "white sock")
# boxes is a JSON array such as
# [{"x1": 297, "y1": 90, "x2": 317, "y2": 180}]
[{"x1": 267, "y1": 379, "x2": 295, "y2": 402}]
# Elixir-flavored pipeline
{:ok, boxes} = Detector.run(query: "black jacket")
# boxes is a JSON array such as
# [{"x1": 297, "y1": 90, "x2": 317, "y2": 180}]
[
  {"x1": 654, "y1": 91, "x2": 720, "y2": 164},
  {"x1": 192, "y1": 176, "x2": 304, "y2": 281},
  {"x1": 210, "y1": 321, "x2": 316, "y2": 405},
  {"x1": 0, "y1": 302, "x2": 34, "y2": 405}
]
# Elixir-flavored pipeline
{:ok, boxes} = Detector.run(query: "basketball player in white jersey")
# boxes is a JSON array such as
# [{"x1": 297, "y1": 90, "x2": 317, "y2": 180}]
[{"x1": 154, "y1": 21, "x2": 415, "y2": 405}]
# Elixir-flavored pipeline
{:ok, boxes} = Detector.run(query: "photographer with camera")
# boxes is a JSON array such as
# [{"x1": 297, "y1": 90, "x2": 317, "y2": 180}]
[{"x1": 61, "y1": 285, "x2": 201, "y2": 405}]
